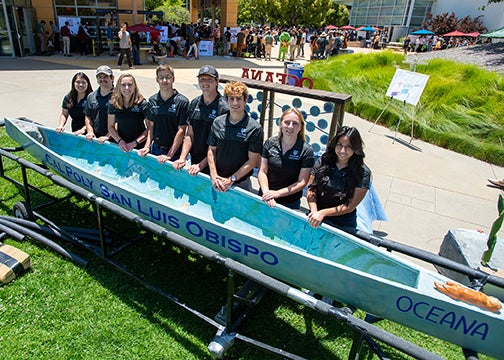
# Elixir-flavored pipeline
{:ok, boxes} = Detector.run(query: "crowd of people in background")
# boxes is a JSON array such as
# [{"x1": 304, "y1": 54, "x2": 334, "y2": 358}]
[
  {"x1": 33, "y1": 19, "x2": 361, "y2": 61},
  {"x1": 34, "y1": 17, "x2": 492, "y2": 63},
  {"x1": 402, "y1": 34, "x2": 491, "y2": 54}
]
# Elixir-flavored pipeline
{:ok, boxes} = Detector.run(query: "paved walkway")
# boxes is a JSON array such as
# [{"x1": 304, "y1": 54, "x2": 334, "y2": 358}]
[{"x1": 1, "y1": 48, "x2": 503, "y2": 269}]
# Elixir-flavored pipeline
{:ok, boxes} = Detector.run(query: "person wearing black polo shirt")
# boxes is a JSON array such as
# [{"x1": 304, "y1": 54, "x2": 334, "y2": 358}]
[
  {"x1": 107, "y1": 73, "x2": 148, "y2": 153},
  {"x1": 56, "y1": 72, "x2": 93, "y2": 135},
  {"x1": 207, "y1": 81, "x2": 263, "y2": 192},
  {"x1": 84, "y1": 65, "x2": 114, "y2": 144},
  {"x1": 258, "y1": 108, "x2": 314, "y2": 209},
  {"x1": 307, "y1": 126, "x2": 371, "y2": 229},
  {"x1": 140, "y1": 64, "x2": 189, "y2": 162},
  {"x1": 174, "y1": 65, "x2": 228, "y2": 175}
]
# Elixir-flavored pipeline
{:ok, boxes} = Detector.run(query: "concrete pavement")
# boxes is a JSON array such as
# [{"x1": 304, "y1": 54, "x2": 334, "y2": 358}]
[{"x1": 0, "y1": 50, "x2": 503, "y2": 270}]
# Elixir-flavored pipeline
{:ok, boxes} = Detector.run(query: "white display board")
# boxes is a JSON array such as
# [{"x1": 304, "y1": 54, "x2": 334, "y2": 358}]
[
  {"x1": 229, "y1": 27, "x2": 240, "y2": 44},
  {"x1": 198, "y1": 40, "x2": 214, "y2": 56},
  {"x1": 386, "y1": 69, "x2": 429, "y2": 106},
  {"x1": 57, "y1": 16, "x2": 81, "y2": 35},
  {"x1": 156, "y1": 26, "x2": 169, "y2": 43}
]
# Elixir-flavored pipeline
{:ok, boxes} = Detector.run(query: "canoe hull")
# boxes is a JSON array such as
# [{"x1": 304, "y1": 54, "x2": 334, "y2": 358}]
[{"x1": 5, "y1": 118, "x2": 504, "y2": 358}]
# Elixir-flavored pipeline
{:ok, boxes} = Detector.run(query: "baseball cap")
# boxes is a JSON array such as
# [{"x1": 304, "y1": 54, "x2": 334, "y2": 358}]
[
  {"x1": 96, "y1": 65, "x2": 113, "y2": 76},
  {"x1": 197, "y1": 65, "x2": 218, "y2": 79}
]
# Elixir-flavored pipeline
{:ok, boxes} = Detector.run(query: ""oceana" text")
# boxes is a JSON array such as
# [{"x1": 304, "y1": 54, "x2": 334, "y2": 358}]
[{"x1": 396, "y1": 295, "x2": 489, "y2": 340}]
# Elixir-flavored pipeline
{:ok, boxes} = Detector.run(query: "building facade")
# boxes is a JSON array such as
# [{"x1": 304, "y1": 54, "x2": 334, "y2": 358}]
[
  {"x1": 0, "y1": 0, "x2": 145, "y2": 57},
  {"x1": 0, "y1": 0, "x2": 238, "y2": 57},
  {"x1": 337, "y1": 0, "x2": 504, "y2": 41}
]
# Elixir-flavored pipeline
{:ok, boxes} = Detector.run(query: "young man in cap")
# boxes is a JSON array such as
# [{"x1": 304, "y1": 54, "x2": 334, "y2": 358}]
[
  {"x1": 84, "y1": 65, "x2": 114, "y2": 143},
  {"x1": 139, "y1": 65, "x2": 189, "y2": 161},
  {"x1": 173, "y1": 65, "x2": 229, "y2": 174},
  {"x1": 207, "y1": 81, "x2": 263, "y2": 192}
]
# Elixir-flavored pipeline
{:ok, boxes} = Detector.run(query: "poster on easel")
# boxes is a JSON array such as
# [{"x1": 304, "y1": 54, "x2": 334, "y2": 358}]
[{"x1": 386, "y1": 69, "x2": 429, "y2": 106}]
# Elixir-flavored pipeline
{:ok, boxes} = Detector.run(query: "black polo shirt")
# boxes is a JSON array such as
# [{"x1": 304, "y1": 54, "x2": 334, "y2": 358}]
[
  {"x1": 311, "y1": 158, "x2": 371, "y2": 227},
  {"x1": 108, "y1": 99, "x2": 148, "y2": 143},
  {"x1": 146, "y1": 90, "x2": 189, "y2": 148},
  {"x1": 261, "y1": 135, "x2": 315, "y2": 204},
  {"x1": 207, "y1": 113, "x2": 263, "y2": 179},
  {"x1": 62, "y1": 94, "x2": 87, "y2": 132},
  {"x1": 84, "y1": 88, "x2": 113, "y2": 137},
  {"x1": 187, "y1": 93, "x2": 228, "y2": 164}
]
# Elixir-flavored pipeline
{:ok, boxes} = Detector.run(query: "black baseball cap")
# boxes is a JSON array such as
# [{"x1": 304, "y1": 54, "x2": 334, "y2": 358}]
[{"x1": 197, "y1": 65, "x2": 218, "y2": 79}]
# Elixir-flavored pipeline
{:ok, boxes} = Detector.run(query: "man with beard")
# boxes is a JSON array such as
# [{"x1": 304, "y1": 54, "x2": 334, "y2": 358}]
[{"x1": 85, "y1": 65, "x2": 115, "y2": 143}]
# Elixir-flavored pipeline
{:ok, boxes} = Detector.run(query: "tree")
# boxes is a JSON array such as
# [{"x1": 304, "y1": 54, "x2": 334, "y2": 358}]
[
  {"x1": 237, "y1": 0, "x2": 337, "y2": 27},
  {"x1": 457, "y1": 15, "x2": 487, "y2": 33},
  {"x1": 423, "y1": 11, "x2": 488, "y2": 35},
  {"x1": 324, "y1": 4, "x2": 350, "y2": 28},
  {"x1": 422, "y1": 12, "x2": 458, "y2": 35},
  {"x1": 146, "y1": 0, "x2": 164, "y2": 11},
  {"x1": 154, "y1": 0, "x2": 190, "y2": 25}
]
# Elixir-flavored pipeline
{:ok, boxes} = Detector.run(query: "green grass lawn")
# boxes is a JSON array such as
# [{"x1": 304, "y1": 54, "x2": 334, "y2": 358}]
[
  {"x1": 0, "y1": 129, "x2": 496, "y2": 359},
  {"x1": 305, "y1": 51, "x2": 504, "y2": 166}
]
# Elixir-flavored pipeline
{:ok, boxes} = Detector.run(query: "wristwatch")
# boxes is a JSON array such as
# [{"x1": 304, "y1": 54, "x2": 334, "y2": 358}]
[{"x1": 230, "y1": 175, "x2": 237, "y2": 183}]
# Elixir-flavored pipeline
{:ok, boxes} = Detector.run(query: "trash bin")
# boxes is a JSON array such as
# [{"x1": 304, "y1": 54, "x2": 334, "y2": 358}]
[
  {"x1": 286, "y1": 64, "x2": 304, "y2": 86},
  {"x1": 283, "y1": 61, "x2": 298, "y2": 73}
]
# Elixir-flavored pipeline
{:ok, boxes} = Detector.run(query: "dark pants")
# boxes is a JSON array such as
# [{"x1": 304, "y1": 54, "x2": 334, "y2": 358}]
[
  {"x1": 118, "y1": 48, "x2": 132, "y2": 67},
  {"x1": 53, "y1": 33, "x2": 60, "y2": 52},
  {"x1": 79, "y1": 40, "x2": 88, "y2": 56},
  {"x1": 132, "y1": 45, "x2": 141, "y2": 65},
  {"x1": 234, "y1": 177, "x2": 252, "y2": 192}
]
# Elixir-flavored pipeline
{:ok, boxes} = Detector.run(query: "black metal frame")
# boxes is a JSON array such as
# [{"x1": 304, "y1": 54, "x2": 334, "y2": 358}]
[{"x1": 0, "y1": 145, "x2": 487, "y2": 360}]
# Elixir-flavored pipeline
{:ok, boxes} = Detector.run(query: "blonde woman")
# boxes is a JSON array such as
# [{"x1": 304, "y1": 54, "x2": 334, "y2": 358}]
[
  {"x1": 258, "y1": 108, "x2": 314, "y2": 209},
  {"x1": 107, "y1": 73, "x2": 148, "y2": 153}
]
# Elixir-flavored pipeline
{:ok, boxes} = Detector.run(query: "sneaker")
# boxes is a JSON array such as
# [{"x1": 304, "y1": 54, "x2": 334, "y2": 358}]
[{"x1": 129, "y1": 66, "x2": 135, "y2": 69}]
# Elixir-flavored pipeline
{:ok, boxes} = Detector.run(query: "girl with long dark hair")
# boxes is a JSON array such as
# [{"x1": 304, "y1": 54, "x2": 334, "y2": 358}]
[
  {"x1": 306, "y1": 126, "x2": 371, "y2": 229},
  {"x1": 56, "y1": 72, "x2": 93, "y2": 135}
]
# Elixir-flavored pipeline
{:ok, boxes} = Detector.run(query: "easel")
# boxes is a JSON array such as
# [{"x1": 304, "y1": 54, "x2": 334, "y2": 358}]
[
  {"x1": 368, "y1": 96, "x2": 412, "y2": 144},
  {"x1": 369, "y1": 68, "x2": 429, "y2": 145}
]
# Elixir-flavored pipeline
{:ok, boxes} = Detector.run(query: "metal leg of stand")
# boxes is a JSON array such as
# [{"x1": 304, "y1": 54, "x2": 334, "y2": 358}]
[
  {"x1": 226, "y1": 270, "x2": 235, "y2": 328},
  {"x1": 392, "y1": 101, "x2": 407, "y2": 144},
  {"x1": 409, "y1": 108, "x2": 415, "y2": 144},
  {"x1": 209, "y1": 276, "x2": 269, "y2": 358},
  {"x1": 369, "y1": 97, "x2": 393, "y2": 133},
  {"x1": 348, "y1": 313, "x2": 390, "y2": 360},
  {"x1": 95, "y1": 203, "x2": 107, "y2": 257}
]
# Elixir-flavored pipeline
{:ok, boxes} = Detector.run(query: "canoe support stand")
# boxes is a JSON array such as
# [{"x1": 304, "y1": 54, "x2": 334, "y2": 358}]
[{"x1": 1, "y1": 145, "x2": 491, "y2": 360}]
